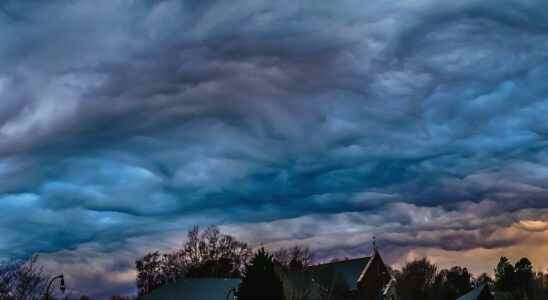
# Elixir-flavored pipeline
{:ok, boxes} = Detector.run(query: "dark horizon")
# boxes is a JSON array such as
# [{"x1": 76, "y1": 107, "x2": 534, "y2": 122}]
[{"x1": 1, "y1": 0, "x2": 548, "y2": 298}]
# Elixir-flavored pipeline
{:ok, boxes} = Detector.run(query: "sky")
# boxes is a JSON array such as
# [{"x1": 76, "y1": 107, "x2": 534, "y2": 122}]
[{"x1": 1, "y1": 0, "x2": 548, "y2": 298}]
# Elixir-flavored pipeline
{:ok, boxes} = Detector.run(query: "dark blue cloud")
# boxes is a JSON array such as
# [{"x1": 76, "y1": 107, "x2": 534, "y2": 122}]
[{"x1": 1, "y1": 0, "x2": 548, "y2": 298}]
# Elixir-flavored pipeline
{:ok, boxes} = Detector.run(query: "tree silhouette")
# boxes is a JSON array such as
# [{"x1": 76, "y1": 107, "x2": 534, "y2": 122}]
[
  {"x1": 135, "y1": 226, "x2": 251, "y2": 296},
  {"x1": 273, "y1": 246, "x2": 313, "y2": 270},
  {"x1": 0, "y1": 255, "x2": 47, "y2": 300},
  {"x1": 273, "y1": 245, "x2": 314, "y2": 300},
  {"x1": 178, "y1": 226, "x2": 250, "y2": 277},
  {"x1": 492, "y1": 256, "x2": 548, "y2": 300},
  {"x1": 395, "y1": 258, "x2": 437, "y2": 300},
  {"x1": 431, "y1": 266, "x2": 473, "y2": 299},
  {"x1": 495, "y1": 256, "x2": 515, "y2": 292},
  {"x1": 395, "y1": 258, "x2": 479, "y2": 300},
  {"x1": 474, "y1": 272, "x2": 494, "y2": 290},
  {"x1": 514, "y1": 257, "x2": 534, "y2": 299},
  {"x1": 238, "y1": 248, "x2": 285, "y2": 300},
  {"x1": 135, "y1": 251, "x2": 165, "y2": 296},
  {"x1": 533, "y1": 271, "x2": 548, "y2": 299}
]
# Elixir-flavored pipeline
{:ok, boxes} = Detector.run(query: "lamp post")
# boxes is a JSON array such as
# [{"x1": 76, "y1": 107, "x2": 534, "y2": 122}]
[{"x1": 44, "y1": 273, "x2": 65, "y2": 300}]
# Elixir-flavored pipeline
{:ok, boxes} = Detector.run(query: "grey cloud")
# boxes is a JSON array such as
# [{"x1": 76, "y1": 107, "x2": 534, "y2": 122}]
[
  {"x1": 0, "y1": 0, "x2": 548, "y2": 298},
  {"x1": 224, "y1": 201, "x2": 540, "y2": 261}
]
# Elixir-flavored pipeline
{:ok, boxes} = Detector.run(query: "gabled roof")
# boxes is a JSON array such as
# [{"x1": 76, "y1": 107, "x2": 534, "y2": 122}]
[
  {"x1": 307, "y1": 257, "x2": 371, "y2": 290},
  {"x1": 357, "y1": 248, "x2": 380, "y2": 283},
  {"x1": 456, "y1": 285, "x2": 491, "y2": 300},
  {"x1": 141, "y1": 278, "x2": 240, "y2": 300}
]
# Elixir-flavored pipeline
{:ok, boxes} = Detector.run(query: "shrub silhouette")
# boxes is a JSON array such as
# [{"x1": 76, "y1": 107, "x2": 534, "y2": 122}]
[{"x1": 238, "y1": 247, "x2": 285, "y2": 300}]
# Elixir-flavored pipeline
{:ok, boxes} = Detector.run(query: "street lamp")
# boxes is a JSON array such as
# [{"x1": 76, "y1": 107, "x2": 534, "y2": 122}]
[{"x1": 44, "y1": 273, "x2": 66, "y2": 300}]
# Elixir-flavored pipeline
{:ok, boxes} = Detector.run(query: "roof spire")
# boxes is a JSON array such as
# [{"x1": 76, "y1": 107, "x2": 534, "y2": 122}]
[{"x1": 372, "y1": 235, "x2": 377, "y2": 252}]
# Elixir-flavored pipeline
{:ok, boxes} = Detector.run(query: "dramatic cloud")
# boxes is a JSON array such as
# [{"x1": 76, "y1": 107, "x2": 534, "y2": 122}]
[{"x1": 1, "y1": 0, "x2": 548, "y2": 297}]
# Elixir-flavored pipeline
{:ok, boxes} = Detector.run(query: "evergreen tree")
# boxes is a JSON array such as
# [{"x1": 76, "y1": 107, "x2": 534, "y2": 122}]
[
  {"x1": 514, "y1": 257, "x2": 534, "y2": 299},
  {"x1": 238, "y1": 248, "x2": 285, "y2": 300},
  {"x1": 494, "y1": 256, "x2": 515, "y2": 292}
]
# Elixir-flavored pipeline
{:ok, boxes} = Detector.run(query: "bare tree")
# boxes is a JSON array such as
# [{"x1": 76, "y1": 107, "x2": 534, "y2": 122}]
[
  {"x1": 0, "y1": 255, "x2": 48, "y2": 300},
  {"x1": 180, "y1": 226, "x2": 251, "y2": 277},
  {"x1": 273, "y1": 246, "x2": 314, "y2": 300},
  {"x1": 135, "y1": 226, "x2": 251, "y2": 296},
  {"x1": 273, "y1": 246, "x2": 313, "y2": 270},
  {"x1": 135, "y1": 251, "x2": 165, "y2": 296}
]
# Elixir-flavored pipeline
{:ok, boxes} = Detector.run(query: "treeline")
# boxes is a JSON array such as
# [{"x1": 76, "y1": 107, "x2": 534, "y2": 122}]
[
  {"x1": 136, "y1": 226, "x2": 548, "y2": 300},
  {"x1": 135, "y1": 226, "x2": 311, "y2": 298},
  {"x1": 135, "y1": 226, "x2": 252, "y2": 295},
  {"x1": 394, "y1": 257, "x2": 548, "y2": 300},
  {"x1": 2, "y1": 226, "x2": 547, "y2": 300}
]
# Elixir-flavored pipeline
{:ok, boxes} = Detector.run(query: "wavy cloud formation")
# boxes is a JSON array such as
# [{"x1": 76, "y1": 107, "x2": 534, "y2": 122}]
[{"x1": 1, "y1": 0, "x2": 548, "y2": 297}]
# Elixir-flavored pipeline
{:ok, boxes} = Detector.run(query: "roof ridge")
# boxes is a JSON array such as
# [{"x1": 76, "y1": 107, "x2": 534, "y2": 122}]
[{"x1": 309, "y1": 256, "x2": 372, "y2": 268}]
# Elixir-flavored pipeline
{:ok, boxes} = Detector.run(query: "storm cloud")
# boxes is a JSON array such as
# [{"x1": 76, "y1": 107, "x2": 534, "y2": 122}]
[{"x1": 1, "y1": 0, "x2": 548, "y2": 297}]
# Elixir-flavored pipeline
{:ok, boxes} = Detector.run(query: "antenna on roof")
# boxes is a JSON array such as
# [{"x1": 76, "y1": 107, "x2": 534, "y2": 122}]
[{"x1": 372, "y1": 235, "x2": 377, "y2": 252}]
